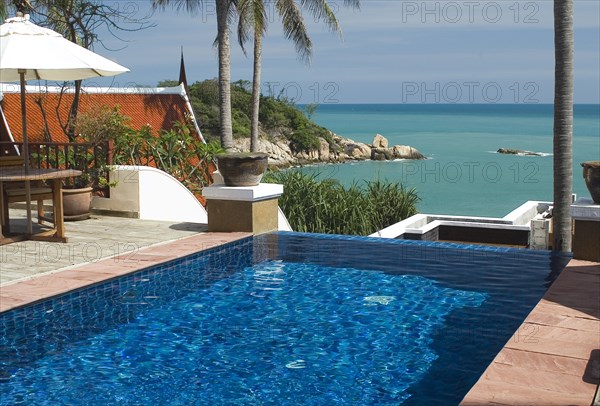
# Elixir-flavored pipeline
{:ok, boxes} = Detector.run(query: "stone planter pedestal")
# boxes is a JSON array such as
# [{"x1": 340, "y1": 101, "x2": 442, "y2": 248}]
[
  {"x1": 202, "y1": 183, "x2": 283, "y2": 234},
  {"x1": 571, "y1": 197, "x2": 600, "y2": 262}
]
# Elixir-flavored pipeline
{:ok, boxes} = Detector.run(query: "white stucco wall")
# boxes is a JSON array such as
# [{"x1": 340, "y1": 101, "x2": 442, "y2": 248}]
[{"x1": 92, "y1": 165, "x2": 208, "y2": 224}]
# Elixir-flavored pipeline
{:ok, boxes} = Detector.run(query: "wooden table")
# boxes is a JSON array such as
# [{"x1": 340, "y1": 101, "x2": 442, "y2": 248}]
[{"x1": 0, "y1": 168, "x2": 82, "y2": 244}]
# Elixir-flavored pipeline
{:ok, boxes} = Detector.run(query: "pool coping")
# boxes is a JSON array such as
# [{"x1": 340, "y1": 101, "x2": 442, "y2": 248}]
[{"x1": 0, "y1": 232, "x2": 251, "y2": 313}]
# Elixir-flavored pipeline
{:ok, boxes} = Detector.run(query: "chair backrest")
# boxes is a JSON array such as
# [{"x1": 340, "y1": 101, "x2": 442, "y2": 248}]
[
  {"x1": 0, "y1": 156, "x2": 45, "y2": 191},
  {"x1": 0, "y1": 156, "x2": 25, "y2": 168}
]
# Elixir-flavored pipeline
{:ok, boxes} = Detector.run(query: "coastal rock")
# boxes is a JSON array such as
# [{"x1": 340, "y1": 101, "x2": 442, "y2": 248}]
[
  {"x1": 392, "y1": 145, "x2": 425, "y2": 160},
  {"x1": 232, "y1": 131, "x2": 424, "y2": 167},
  {"x1": 344, "y1": 143, "x2": 372, "y2": 159},
  {"x1": 333, "y1": 135, "x2": 371, "y2": 160},
  {"x1": 232, "y1": 137, "x2": 294, "y2": 167},
  {"x1": 371, "y1": 148, "x2": 393, "y2": 161},
  {"x1": 372, "y1": 134, "x2": 389, "y2": 149},
  {"x1": 497, "y1": 148, "x2": 542, "y2": 156},
  {"x1": 318, "y1": 138, "x2": 330, "y2": 161},
  {"x1": 369, "y1": 134, "x2": 425, "y2": 161}
]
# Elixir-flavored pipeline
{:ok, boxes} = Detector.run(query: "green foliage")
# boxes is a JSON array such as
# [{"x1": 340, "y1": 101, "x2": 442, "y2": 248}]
[
  {"x1": 182, "y1": 79, "x2": 330, "y2": 152},
  {"x1": 74, "y1": 105, "x2": 132, "y2": 144},
  {"x1": 30, "y1": 106, "x2": 129, "y2": 189},
  {"x1": 31, "y1": 145, "x2": 115, "y2": 189},
  {"x1": 111, "y1": 120, "x2": 224, "y2": 197},
  {"x1": 264, "y1": 171, "x2": 420, "y2": 235},
  {"x1": 157, "y1": 80, "x2": 180, "y2": 87},
  {"x1": 303, "y1": 103, "x2": 319, "y2": 120}
]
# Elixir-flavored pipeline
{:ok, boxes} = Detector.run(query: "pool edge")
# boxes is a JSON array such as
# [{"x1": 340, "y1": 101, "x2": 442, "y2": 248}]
[
  {"x1": 460, "y1": 259, "x2": 600, "y2": 406},
  {"x1": 0, "y1": 232, "x2": 252, "y2": 314}
]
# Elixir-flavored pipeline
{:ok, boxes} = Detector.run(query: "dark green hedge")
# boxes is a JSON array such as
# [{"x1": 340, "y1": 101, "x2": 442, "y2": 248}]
[{"x1": 264, "y1": 171, "x2": 420, "y2": 235}]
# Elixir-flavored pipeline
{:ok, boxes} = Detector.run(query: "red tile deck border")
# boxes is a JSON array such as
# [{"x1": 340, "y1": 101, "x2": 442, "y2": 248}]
[
  {"x1": 0, "y1": 232, "x2": 251, "y2": 313},
  {"x1": 461, "y1": 259, "x2": 600, "y2": 406}
]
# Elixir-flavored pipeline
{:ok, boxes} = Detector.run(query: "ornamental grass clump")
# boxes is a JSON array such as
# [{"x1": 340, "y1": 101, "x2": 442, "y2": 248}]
[{"x1": 264, "y1": 171, "x2": 419, "y2": 235}]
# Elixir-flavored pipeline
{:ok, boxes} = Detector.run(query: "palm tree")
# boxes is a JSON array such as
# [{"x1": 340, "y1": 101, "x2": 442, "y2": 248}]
[
  {"x1": 552, "y1": 0, "x2": 574, "y2": 253},
  {"x1": 237, "y1": 0, "x2": 359, "y2": 152},
  {"x1": 154, "y1": 0, "x2": 235, "y2": 150}
]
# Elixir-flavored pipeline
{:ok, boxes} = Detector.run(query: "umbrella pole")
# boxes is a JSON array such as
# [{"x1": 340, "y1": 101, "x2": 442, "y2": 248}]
[{"x1": 19, "y1": 70, "x2": 33, "y2": 235}]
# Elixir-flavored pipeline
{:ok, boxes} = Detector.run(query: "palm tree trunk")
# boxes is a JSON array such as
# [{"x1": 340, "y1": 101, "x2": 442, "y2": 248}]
[
  {"x1": 250, "y1": 30, "x2": 262, "y2": 152},
  {"x1": 217, "y1": 0, "x2": 234, "y2": 150},
  {"x1": 552, "y1": 0, "x2": 574, "y2": 252}
]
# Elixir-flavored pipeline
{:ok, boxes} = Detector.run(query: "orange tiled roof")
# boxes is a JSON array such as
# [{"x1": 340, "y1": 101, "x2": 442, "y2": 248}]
[{"x1": 0, "y1": 85, "x2": 200, "y2": 143}]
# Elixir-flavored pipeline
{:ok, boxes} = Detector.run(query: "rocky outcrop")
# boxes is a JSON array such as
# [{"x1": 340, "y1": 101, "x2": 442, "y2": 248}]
[
  {"x1": 372, "y1": 133, "x2": 389, "y2": 149},
  {"x1": 232, "y1": 133, "x2": 425, "y2": 167},
  {"x1": 392, "y1": 145, "x2": 425, "y2": 160},
  {"x1": 232, "y1": 137, "x2": 294, "y2": 167},
  {"x1": 497, "y1": 148, "x2": 543, "y2": 156}
]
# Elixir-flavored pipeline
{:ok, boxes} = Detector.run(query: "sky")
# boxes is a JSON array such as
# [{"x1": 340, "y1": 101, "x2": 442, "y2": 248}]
[{"x1": 58, "y1": 1, "x2": 600, "y2": 104}]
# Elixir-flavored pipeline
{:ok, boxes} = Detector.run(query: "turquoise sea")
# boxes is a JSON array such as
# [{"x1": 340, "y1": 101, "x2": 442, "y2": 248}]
[{"x1": 297, "y1": 104, "x2": 600, "y2": 217}]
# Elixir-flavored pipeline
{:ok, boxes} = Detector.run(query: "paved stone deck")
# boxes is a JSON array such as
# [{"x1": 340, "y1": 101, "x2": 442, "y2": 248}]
[
  {"x1": 461, "y1": 259, "x2": 600, "y2": 406},
  {"x1": 1, "y1": 209, "x2": 209, "y2": 285}
]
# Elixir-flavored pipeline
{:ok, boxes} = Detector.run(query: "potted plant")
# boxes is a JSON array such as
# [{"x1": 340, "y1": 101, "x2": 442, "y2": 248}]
[
  {"x1": 62, "y1": 172, "x2": 94, "y2": 220},
  {"x1": 215, "y1": 152, "x2": 269, "y2": 186},
  {"x1": 62, "y1": 167, "x2": 117, "y2": 220},
  {"x1": 581, "y1": 161, "x2": 600, "y2": 204},
  {"x1": 49, "y1": 105, "x2": 124, "y2": 220}
]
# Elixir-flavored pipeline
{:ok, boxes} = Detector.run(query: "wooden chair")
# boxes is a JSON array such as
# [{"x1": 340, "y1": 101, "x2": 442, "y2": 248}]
[{"x1": 0, "y1": 156, "x2": 54, "y2": 233}]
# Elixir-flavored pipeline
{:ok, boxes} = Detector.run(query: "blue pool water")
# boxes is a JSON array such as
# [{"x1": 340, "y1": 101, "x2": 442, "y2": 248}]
[{"x1": 0, "y1": 233, "x2": 568, "y2": 405}]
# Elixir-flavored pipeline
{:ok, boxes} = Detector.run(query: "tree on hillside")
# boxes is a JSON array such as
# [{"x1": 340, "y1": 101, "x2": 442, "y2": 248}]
[
  {"x1": 237, "y1": 0, "x2": 359, "y2": 152},
  {"x1": 153, "y1": 0, "x2": 236, "y2": 151},
  {"x1": 552, "y1": 0, "x2": 574, "y2": 253}
]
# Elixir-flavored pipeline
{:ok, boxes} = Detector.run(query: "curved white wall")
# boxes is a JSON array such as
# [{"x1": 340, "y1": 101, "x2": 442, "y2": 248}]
[
  {"x1": 138, "y1": 166, "x2": 208, "y2": 223},
  {"x1": 92, "y1": 165, "x2": 208, "y2": 224}
]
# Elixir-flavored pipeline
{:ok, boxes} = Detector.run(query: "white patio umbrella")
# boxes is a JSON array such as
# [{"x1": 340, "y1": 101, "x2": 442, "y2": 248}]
[{"x1": 0, "y1": 13, "x2": 129, "y2": 234}]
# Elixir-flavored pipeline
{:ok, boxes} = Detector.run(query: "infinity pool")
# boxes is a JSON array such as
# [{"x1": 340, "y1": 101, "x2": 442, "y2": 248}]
[{"x1": 0, "y1": 232, "x2": 567, "y2": 405}]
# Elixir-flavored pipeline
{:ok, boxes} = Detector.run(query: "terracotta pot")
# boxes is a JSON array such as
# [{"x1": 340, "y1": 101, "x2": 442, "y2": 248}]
[
  {"x1": 63, "y1": 187, "x2": 92, "y2": 221},
  {"x1": 581, "y1": 161, "x2": 600, "y2": 204},
  {"x1": 216, "y1": 152, "x2": 268, "y2": 186}
]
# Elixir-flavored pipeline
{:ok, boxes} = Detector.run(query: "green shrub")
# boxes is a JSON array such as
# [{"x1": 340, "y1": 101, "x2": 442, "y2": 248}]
[
  {"x1": 112, "y1": 120, "x2": 224, "y2": 197},
  {"x1": 264, "y1": 171, "x2": 419, "y2": 235}
]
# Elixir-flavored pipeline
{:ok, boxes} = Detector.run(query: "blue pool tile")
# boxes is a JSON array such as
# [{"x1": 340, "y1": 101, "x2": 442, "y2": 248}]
[{"x1": 0, "y1": 232, "x2": 568, "y2": 405}]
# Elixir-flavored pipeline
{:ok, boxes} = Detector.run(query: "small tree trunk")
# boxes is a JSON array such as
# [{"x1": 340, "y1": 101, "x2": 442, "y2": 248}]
[
  {"x1": 250, "y1": 31, "x2": 262, "y2": 153},
  {"x1": 216, "y1": 0, "x2": 234, "y2": 150},
  {"x1": 67, "y1": 80, "x2": 82, "y2": 142},
  {"x1": 552, "y1": 0, "x2": 574, "y2": 252}
]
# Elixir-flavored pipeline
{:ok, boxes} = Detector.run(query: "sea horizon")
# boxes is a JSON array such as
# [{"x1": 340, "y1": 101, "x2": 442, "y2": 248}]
[{"x1": 295, "y1": 103, "x2": 600, "y2": 217}]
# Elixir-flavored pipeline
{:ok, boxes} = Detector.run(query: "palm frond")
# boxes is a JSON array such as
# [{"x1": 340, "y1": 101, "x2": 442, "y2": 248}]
[
  {"x1": 237, "y1": 0, "x2": 267, "y2": 53},
  {"x1": 152, "y1": 0, "x2": 204, "y2": 15},
  {"x1": 276, "y1": 0, "x2": 312, "y2": 63},
  {"x1": 300, "y1": 0, "x2": 340, "y2": 35}
]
